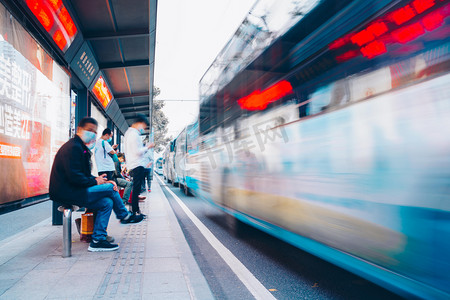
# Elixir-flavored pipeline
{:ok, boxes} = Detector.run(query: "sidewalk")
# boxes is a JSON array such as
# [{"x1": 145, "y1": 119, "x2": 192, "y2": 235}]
[{"x1": 0, "y1": 181, "x2": 214, "y2": 300}]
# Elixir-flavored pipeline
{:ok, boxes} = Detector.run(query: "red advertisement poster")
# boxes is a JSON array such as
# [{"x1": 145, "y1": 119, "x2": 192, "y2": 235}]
[{"x1": 0, "y1": 4, "x2": 70, "y2": 204}]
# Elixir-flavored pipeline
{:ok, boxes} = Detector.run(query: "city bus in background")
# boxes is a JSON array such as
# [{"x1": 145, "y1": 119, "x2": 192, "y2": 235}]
[
  {"x1": 174, "y1": 122, "x2": 200, "y2": 196},
  {"x1": 162, "y1": 145, "x2": 169, "y2": 181},
  {"x1": 154, "y1": 157, "x2": 163, "y2": 176},
  {"x1": 176, "y1": 0, "x2": 450, "y2": 298},
  {"x1": 162, "y1": 139, "x2": 178, "y2": 185},
  {"x1": 174, "y1": 128, "x2": 186, "y2": 189}
]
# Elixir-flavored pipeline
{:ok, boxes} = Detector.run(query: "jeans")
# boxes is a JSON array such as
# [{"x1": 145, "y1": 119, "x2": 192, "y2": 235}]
[
  {"x1": 142, "y1": 168, "x2": 152, "y2": 192},
  {"x1": 85, "y1": 183, "x2": 130, "y2": 241},
  {"x1": 130, "y1": 166, "x2": 145, "y2": 214},
  {"x1": 116, "y1": 177, "x2": 132, "y2": 202}
]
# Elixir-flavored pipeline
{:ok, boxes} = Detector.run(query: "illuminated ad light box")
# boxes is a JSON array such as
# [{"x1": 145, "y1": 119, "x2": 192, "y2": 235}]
[
  {"x1": 25, "y1": 0, "x2": 78, "y2": 52},
  {"x1": 0, "y1": 2, "x2": 71, "y2": 204},
  {"x1": 91, "y1": 74, "x2": 114, "y2": 109}
]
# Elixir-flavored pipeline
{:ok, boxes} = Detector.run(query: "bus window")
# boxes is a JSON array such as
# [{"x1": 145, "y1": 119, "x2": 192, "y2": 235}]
[
  {"x1": 309, "y1": 85, "x2": 332, "y2": 115},
  {"x1": 328, "y1": 79, "x2": 350, "y2": 108}
]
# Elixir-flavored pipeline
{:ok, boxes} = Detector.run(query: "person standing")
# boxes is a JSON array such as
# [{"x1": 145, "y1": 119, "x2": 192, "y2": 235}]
[
  {"x1": 49, "y1": 117, "x2": 144, "y2": 252},
  {"x1": 143, "y1": 148, "x2": 154, "y2": 193},
  {"x1": 94, "y1": 128, "x2": 117, "y2": 181},
  {"x1": 124, "y1": 114, "x2": 154, "y2": 216},
  {"x1": 141, "y1": 136, "x2": 154, "y2": 193}
]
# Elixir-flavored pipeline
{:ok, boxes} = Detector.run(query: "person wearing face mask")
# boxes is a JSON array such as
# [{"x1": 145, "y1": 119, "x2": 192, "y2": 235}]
[
  {"x1": 124, "y1": 114, "x2": 155, "y2": 217},
  {"x1": 50, "y1": 117, "x2": 144, "y2": 252},
  {"x1": 94, "y1": 128, "x2": 118, "y2": 181}
]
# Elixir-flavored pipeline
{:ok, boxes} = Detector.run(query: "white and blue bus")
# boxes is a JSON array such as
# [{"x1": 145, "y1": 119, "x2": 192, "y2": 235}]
[
  {"x1": 179, "y1": 0, "x2": 450, "y2": 298},
  {"x1": 154, "y1": 157, "x2": 163, "y2": 175}
]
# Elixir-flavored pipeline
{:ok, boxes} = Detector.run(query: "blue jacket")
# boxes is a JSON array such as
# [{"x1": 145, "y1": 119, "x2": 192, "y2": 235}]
[{"x1": 49, "y1": 135, "x2": 97, "y2": 206}]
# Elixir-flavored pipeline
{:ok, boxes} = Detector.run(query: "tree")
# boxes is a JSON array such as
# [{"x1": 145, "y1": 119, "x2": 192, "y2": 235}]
[
  {"x1": 151, "y1": 87, "x2": 171, "y2": 153},
  {"x1": 290, "y1": 1, "x2": 307, "y2": 17}
]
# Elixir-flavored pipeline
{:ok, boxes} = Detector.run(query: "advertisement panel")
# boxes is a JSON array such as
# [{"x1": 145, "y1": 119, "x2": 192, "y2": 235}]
[
  {"x1": 91, "y1": 74, "x2": 113, "y2": 109},
  {"x1": 24, "y1": 0, "x2": 78, "y2": 52},
  {"x1": 0, "y1": 4, "x2": 70, "y2": 205}
]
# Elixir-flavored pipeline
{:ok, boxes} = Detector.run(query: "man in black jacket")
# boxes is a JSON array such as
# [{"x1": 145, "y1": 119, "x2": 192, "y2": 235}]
[{"x1": 50, "y1": 117, "x2": 143, "y2": 252}]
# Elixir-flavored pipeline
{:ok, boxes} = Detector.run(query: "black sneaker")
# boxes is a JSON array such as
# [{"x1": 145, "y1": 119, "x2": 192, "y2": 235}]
[
  {"x1": 120, "y1": 213, "x2": 144, "y2": 224},
  {"x1": 88, "y1": 239, "x2": 119, "y2": 252},
  {"x1": 138, "y1": 213, "x2": 147, "y2": 219}
]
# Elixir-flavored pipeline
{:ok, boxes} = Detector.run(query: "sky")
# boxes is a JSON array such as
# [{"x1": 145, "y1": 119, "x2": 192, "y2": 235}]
[{"x1": 154, "y1": 0, "x2": 256, "y2": 139}]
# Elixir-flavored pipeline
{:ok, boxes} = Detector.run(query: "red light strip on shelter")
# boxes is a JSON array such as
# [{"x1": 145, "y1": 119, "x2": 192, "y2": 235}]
[
  {"x1": 238, "y1": 80, "x2": 293, "y2": 111},
  {"x1": 53, "y1": 29, "x2": 66, "y2": 50},
  {"x1": 27, "y1": 0, "x2": 54, "y2": 31},
  {"x1": 47, "y1": 0, "x2": 62, "y2": 11},
  {"x1": 92, "y1": 76, "x2": 113, "y2": 109},
  {"x1": 26, "y1": 0, "x2": 78, "y2": 51},
  {"x1": 329, "y1": 0, "x2": 448, "y2": 62}
]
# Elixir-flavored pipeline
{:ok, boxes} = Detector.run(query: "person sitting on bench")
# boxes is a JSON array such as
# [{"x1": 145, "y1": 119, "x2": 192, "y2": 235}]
[
  {"x1": 49, "y1": 117, "x2": 144, "y2": 252},
  {"x1": 114, "y1": 153, "x2": 145, "y2": 204}
]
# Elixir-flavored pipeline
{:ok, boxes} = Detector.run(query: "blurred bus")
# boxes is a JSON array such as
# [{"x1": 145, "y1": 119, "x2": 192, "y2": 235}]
[
  {"x1": 174, "y1": 128, "x2": 186, "y2": 189},
  {"x1": 183, "y1": 0, "x2": 450, "y2": 298},
  {"x1": 162, "y1": 144, "x2": 174, "y2": 183},
  {"x1": 174, "y1": 122, "x2": 200, "y2": 196},
  {"x1": 154, "y1": 157, "x2": 163, "y2": 175}
]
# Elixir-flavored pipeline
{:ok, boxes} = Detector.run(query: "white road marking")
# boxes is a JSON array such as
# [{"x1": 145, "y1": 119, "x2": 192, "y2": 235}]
[{"x1": 156, "y1": 176, "x2": 277, "y2": 300}]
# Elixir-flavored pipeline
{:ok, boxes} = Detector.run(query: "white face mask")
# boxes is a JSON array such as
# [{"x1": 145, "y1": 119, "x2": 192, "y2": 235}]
[
  {"x1": 86, "y1": 141, "x2": 95, "y2": 150},
  {"x1": 80, "y1": 130, "x2": 96, "y2": 144}
]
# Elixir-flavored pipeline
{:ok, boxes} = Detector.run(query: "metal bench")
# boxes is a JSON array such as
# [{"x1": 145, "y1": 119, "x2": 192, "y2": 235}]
[{"x1": 56, "y1": 204, "x2": 79, "y2": 257}]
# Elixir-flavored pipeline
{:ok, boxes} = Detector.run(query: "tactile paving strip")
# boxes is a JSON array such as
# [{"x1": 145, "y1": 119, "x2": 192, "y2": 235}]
[{"x1": 95, "y1": 202, "x2": 148, "y2": 299}]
